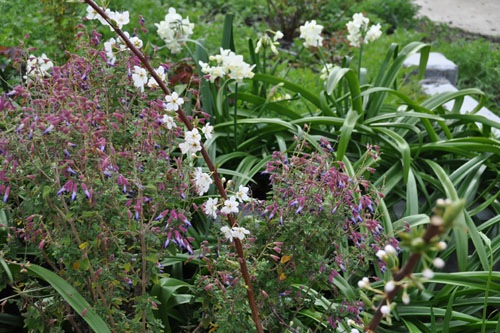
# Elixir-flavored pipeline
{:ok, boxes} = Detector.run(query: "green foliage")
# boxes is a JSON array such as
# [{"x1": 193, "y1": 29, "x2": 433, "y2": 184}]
[{"x1": 0, "y1": 0, "x2": 499, "y2": 332}]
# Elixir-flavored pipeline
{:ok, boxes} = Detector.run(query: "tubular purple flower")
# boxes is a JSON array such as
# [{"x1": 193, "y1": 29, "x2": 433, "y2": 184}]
[
  {"x1": 155, "y1": 209, "x2": 170, "y2": 221},
  {"x1": 43, "y1": 124, "x2": 55, "y2": 135},
  {"x1": 2, "y1": 186, "x2": 9, "y2": 202},
  {"x1": 81, "y1": 183, "x2": 91, "y2": 200},
  {"x1": 71, "y1": 183, "x2": 78, "y2": 201}
]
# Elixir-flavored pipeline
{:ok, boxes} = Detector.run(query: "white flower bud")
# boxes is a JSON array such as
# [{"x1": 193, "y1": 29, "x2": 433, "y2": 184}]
[
  {"x1": 384, "y1": 280, "x2": 396, "y2": 292},
  {"x1": 402, "y1": 291, "x2": 410, "y2": 304},
  {"x1": 431, "y1": 215, "x2": 444, "y2": 226},
  {"x1": 380, "y1": 305, "x2": 391, "y2": 316},
  {"x1": 376, "y1": 249, "x2": 386, "y2": 260},
  {"x1": 422, "y1": 268, "x2": 434, "y2": 279},
  {"x1": 436, "y1": 241, "x2": 447, "y2": 250},
  {"x1": 357, "y1": 277, "x2": 370, "y2": 289},
  {"x1": 384, "y1": 244, "x2": 396, "y2": 254},
  {"x1": 433, "y1": 257, "x2": 445, "y2": 269}
]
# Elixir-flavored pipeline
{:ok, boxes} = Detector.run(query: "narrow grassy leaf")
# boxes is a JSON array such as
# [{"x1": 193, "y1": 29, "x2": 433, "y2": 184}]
[
  {"x1": 374, "y1": 127, "x2": 411, "y2": 183},
  {"x1": 221, "y1": 14, "x2": 235, "y2": 51},
  {"x1": 24, "y1": 264, "x2": 111, "y2": 333},
  {"x1": 325, "y1": 67, "x2": 363, "y2": 115},
  {"x1": 406, "y1": 168, "x2": 418, "y2": 215},
  {"x1": 336, "y1": 109, "x2": 360, "y2": 161}
]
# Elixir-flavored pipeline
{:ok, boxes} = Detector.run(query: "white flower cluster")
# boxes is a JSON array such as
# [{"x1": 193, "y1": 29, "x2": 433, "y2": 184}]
[
  {"x1": 155, "y1": 8, "x2": 194, "y2": 54},
  {"x1": 178, "y1": 123, "x2": 213, "y2": 156},
  {"x1": 255, "y1": 30, "x2": 284, "y2": 55},
  {"x1": 220, "y1": 226, "x2": 250, "y2": 242},
  {"x1": 104, "y1": 32, "x2": 144, "y2": 65},
  {"x1": 130, "y1": 65, "x2": 167, "y2": 92},
  {"x1": 346, "y1": 13, "x2": 382, "y2": 48},
  {"x1": 85, "y1": 5, "x2": 145, "y2": 66},
  {"x1": 199, "y1": 48, "x2": 255, "y2": 83},
  {"x1": 203, "y1": 185, "x2": 251, "y2": 218},
  {"x1": 85, "y1": 5, "x2": 130, "y2": 30},
  {"x1": 25, "y1": 54, "x2": 54, "y2": 79},
  {"x1": 299, "y1": 20, "x2": 323, "y2": 48}
]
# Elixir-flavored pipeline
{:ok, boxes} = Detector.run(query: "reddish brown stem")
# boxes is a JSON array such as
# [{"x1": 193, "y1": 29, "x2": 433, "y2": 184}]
[
  {"x1": 83, "y1": 2, "x2": 264, "y2": 331},
  {"x1": 366, "y1": 224, "x2": 442, "y2": 332}
]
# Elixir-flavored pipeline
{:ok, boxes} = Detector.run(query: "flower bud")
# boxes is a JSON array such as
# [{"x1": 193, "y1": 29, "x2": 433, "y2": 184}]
[
  {"x1": 380, "y1": 305, "x2": 391, "y2": 316},
  {"x1": 433, "y1": 257, "x2": 445, "y2": 269},
  {"x1": 436, "y1": 241, "x2": 447, "y2": 250},
  {"x1": 384, "y1": 280, "x2": 396, "y2": 292},
  {"x1": 422, "y1": 268, "x2": 434, "y2": 279}
]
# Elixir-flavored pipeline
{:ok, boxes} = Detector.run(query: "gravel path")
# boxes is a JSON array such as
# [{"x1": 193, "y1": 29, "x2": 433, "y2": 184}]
[{"x1": 412, "y1": 0, "x2": 500, "y2": 38}]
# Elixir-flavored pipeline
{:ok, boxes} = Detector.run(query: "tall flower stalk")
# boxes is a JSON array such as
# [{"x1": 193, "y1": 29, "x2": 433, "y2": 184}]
[{"x1": 82, "y1": 1, "x2": 264, "y2": 331}]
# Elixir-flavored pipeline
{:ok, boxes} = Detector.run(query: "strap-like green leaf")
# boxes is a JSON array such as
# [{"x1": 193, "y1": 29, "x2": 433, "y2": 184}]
[{"x1": 24, "y1": 264, "x2": 111, "y2": 333}]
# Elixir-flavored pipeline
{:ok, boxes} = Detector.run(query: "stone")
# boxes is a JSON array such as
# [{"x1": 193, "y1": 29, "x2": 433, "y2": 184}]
[{"x1": 404, "y1": 52, "x2": 458, "y2": 85}]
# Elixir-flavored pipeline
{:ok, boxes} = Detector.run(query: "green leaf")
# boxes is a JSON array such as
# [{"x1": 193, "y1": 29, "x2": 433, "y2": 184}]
[
  {"x1": 336, "y1": 108, "x2": 360, "y2": 161},
  {"x1": 325, "y1": 66, "x2": 363, "y2": 115},
  {"x1": 23, "y1": 264, "x2": 110, "y2": 333},
  {"x1": 221, "y1": 14, "x2": 235, "y2": 51}
]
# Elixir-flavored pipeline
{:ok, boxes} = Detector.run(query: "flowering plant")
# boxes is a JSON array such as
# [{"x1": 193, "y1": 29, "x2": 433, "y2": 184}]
[{"x1": 1, "y1": 1, "x2": 498, "y2": 332}]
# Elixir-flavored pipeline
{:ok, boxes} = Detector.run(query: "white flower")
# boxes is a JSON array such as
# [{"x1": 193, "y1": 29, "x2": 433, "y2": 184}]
[
  {"x1": 129, "y1": 35, "x2": 143, "y2": 49},
  {"x1": 204, "y1": 198, "x2": 218, "y2": 219},
  {"x1": 155, "y1": 7, "x2": 194, "y2": 54},
  {"x1": 161, "y1": 115, "x2": 176, "y2": 129},
  {"x1": 220, "y1": 226, "x2": 250, "y2": 241},
  {"x1": 376, "y1": 249, "x2": 386, "y2": 260},
  {"x1": 184, "y1": 128, "x2": 201, "y2": 143},
  {"x1": 221, "y1": 196, "x2": 239, "y2": 215},
  {"x1": 104, "y1": 37, "x2": 117, "y2": 63},
  {"x1": 164, "y1": 92, "x2": 184, "y2": 111},
  {"x1": 179, "y1": 128, "x2": 202, "y2": 155},
  {"x1": 201, "y1": 123, "x2": 214, "y2": 140},
  {"x1": 384, "y1": 280, "x2": 396, "y2": 292},
  {"x1": 274, "y1": 31, "x2": 284, "y2": 42},
  {"x1": 85, "y1": 5, "x2": 99, "y2": 20},
  {"x1": 97, "y1": 8, "x2": 113, "y2": 28},
  {"x1": 220, "y1": 226, "x2": 233, "y2": 241},
  {"x1": 299, "y1": 20, "x2": 323, "y2": 48},
  {"x1": 113, "y1": 11, "x2": 130, "y2": 30},
  {"x1": 255, "y1": 30, "x2": 283, "y2": 55},
  {"x1": 26, "y1": 54, "x2": 54, "y2": 79},
  {"x1": 357, "y1": 277, "x2": 370, "y2": 289},
  {"x1": 231, "y1": 227, "x2": 250, "y2": 240},
  {"x1": 235, "y1": 185, "x2": 250, "y2": 202},
  {"x1": 384, "y1": 244, "x2": 396, "y2": 254},
  {"x1": 365, "y1": 23, "x2": 382, "y2": 43},
  {"x1": 346, "y1": 13, "x2": 382, "y2": 47},
  {"x1": 132, "y1": 66, "x2": 148, "y2": 92},
  {"x1": 148, "y1": 66, "x2": 167, "y2": 89},
  {"x1": 433, "y1": 257, "x2": 445, "y2": 269},
  {"x1": 351, "y1": 329, "x2": 360, "y2": 333},
  {"x1": 200, "y1": 48, "x2": 255, "y2": 83},
  {"x1": 422, "y1": 268, "x2": 434, "y2": 279},
  {"x1": 193, "y1": 167, "x2": 213, "y2": 196},
  {"x1": 380, "y1": 305, "x2": 391, "y2": 316},
  {"x1": 320, "y1": 63, "x2": 334, "y2": 81}
]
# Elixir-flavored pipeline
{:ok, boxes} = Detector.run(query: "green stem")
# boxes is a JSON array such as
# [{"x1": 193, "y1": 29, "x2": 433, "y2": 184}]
[
  {"x1": 233, "y1": 83, "x2": 238, "y2": 151},
  {"x1": 358, "y1": 43, "x2": 363, "y2": 79}
]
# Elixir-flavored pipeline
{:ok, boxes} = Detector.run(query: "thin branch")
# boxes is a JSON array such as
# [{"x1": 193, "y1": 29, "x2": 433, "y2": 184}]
[
  {"x1": 82, "y1": 2, "x2": 264, "y2": 331},
  {"x1": 366, "y1": 224, "x2": 442, "y2": 332}
]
